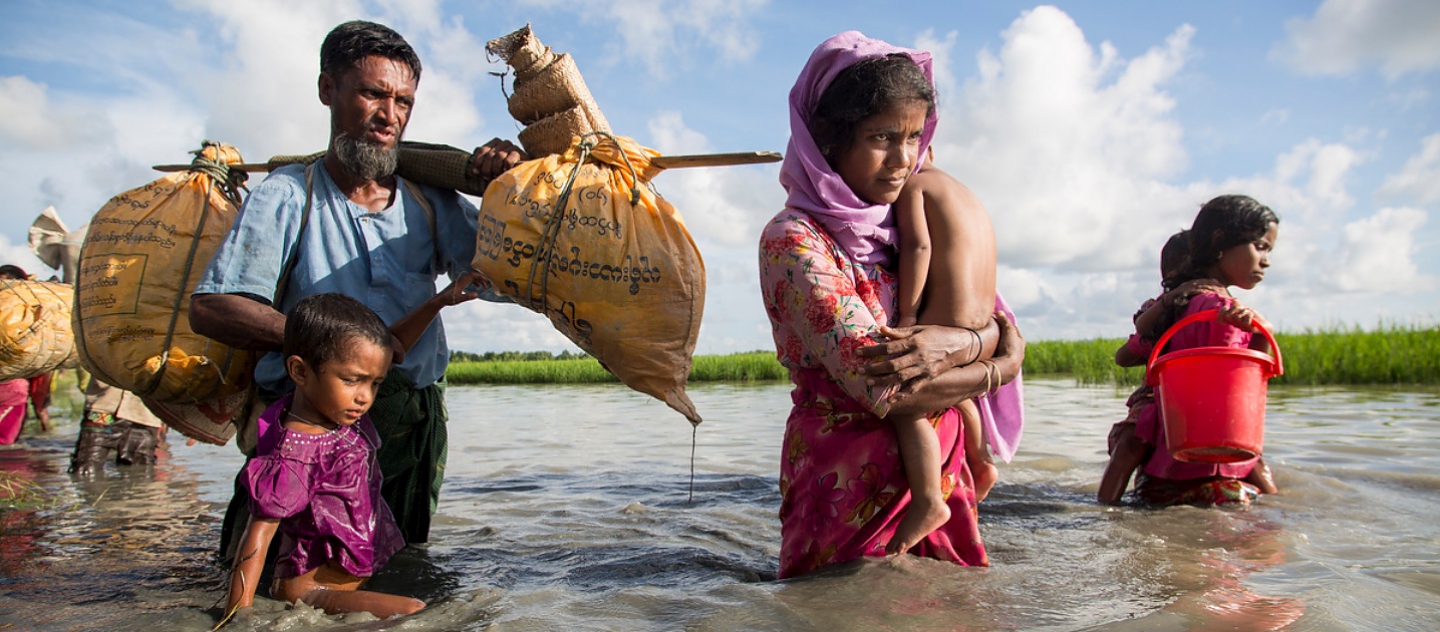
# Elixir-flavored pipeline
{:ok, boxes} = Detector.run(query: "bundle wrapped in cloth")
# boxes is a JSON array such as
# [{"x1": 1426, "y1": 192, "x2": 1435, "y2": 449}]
[
  {"x1": 0, "y1": 279, "x2": 77, "y2": 381},
  {"x1": 474, "y1": 133, "x2": 705, "y2": 424},
  {"x1": 73, "y1": 141, "x2": 255, "y2": 445}
]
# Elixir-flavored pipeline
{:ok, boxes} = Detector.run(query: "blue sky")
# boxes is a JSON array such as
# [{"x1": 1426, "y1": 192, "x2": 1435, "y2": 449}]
[{"x1": 2, "y1": 0, "x2": 1437, "y2": 354}]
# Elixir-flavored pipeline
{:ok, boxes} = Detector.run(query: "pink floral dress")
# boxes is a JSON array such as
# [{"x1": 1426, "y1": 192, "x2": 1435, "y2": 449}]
[{"x1": 759, "y1": 210, "x2": 987, "y2": 579}]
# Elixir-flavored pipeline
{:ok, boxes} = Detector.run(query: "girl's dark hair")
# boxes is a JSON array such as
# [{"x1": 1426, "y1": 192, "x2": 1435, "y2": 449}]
[
  {"x1": 0, "y1": 265, "x2": 27, "y2": 280},
  {"x1": 1158, "y1": 230, "x2": 1189, "y2": 289},
  {"x1": 1167, "y1": 194, "x2": 1279, "y2": 290},
  {"x1": 284, "y1": 293, "x2": 391, "y2": 370},
  {"x1": 321, "y1": 20, "x2": 422, "y2": 82},
  {"x1": 809, "y1": 54, "x2": 935, "y2": 165}
]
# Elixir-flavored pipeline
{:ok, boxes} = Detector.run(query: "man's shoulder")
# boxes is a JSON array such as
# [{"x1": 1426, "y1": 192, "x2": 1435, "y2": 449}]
[{"x1": 241, "y1": 163, "x2": 309, "y2": 213}]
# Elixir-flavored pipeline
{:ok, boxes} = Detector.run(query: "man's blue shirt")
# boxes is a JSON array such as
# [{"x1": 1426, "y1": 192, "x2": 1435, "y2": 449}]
[{"x1": 194, "y1": 162, "x2": 482, "y2": 392}]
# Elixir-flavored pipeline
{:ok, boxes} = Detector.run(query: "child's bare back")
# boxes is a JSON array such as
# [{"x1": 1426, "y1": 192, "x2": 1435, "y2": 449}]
[{"x1": 894, "y1": 156, "x2": 996, "y2": 330}]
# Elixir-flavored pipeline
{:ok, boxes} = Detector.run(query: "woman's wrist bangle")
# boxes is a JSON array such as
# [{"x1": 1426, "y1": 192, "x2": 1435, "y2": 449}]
[{"x1": 961, "y1": 326, "x2": 982, "y2": 366}]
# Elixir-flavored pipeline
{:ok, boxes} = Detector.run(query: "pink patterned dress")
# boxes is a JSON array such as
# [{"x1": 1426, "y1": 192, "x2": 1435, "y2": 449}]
[{"x1": 760, "y1": 210, "x2": 987, "y2": 579}]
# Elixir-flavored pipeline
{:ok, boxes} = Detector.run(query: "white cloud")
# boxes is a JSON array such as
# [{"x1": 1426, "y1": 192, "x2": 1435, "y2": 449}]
[
  {"x1": 1380, "y1": 133, "x2": 1440, "y2": 203},
  {"x1": 644, "y1": 111, "x2": 782, "y2": 248},
  {"x1": 932, "y1": 7, "x2": 1195, "y2": 271},
  {"x1": 1328, "y1": 207, "x2": 1432, "y2": 293},
  {"x1": 0, "y1": 76, "x2": 110, "y2": 149},
  {"x1": 1274, "y1": 0, "x2": 1440, "y2": 78},
  {"x1": 519, "y1": 0, "x2": 767, "y2": 78},
  {"x1": 0, "y1": 234, "x2": 49, "y2": 279}
]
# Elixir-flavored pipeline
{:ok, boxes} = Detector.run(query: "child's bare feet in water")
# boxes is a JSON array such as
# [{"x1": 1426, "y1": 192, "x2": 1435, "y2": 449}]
[
  {"x1": 971, "y1": 458, "x2": 998, "y2": 503},
  {"x1": 886, "y1": 492, "x2": 951, "y2": 555}
]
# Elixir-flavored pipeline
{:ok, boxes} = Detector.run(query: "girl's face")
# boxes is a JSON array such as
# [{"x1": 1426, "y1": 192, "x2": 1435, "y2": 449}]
[
  {"x1": 291, "y1": 337, "x2": 391, "y2": 427},
  {"x1": 1215, "y1": 222, "x2": 1279, "y2": 290},
  {"x1": 834, "y1": 100, "x2": 929, "y2": 206}
]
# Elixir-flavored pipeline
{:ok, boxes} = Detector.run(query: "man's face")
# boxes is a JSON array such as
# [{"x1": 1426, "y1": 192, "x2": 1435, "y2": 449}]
[{"x1": 319, "y1": 55, "x2": 417, "y2": 160}]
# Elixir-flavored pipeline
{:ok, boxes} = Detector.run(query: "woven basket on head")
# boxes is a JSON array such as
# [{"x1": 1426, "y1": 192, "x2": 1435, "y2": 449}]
[
  {"x1": 489, "y1": 24, "x2": 612, "y2": 157},
  {"x1": 517, "y1": 104, "x2": 597, "y2": 158},
  {"x1": 508, "y1": 53, "x2": 590, "y2": 125},
  {"x1": 487, "y1": 24, "x2": 554, "y2": 78}
]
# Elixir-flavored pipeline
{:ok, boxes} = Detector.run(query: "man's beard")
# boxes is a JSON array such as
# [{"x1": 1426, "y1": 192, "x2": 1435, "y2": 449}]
[{"x1": 331, "y1": 131, "x2": 400, "y2": 181}]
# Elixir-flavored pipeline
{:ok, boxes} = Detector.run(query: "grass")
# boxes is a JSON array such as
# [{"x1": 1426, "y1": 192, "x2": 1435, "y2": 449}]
[
  {"x1": 446, "y1": 350, "x2": 789, "y2": 385},
  {"x1": 445, "y1": 323, "x2": 1440, "y2": 387},
  {"x1": 1023, "y1": 322, "x2": 1440, "y2": 387}
]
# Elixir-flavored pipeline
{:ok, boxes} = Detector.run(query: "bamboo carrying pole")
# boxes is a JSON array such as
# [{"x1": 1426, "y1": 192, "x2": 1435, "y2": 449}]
[{"x1": 153, "y1": 147, "x2": 781, "y2": 197}]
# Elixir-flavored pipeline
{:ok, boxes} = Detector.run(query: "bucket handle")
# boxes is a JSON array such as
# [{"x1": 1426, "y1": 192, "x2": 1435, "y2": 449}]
[{"x1": 1144, "y1": 308, "x2": 1283, "y2": 385}]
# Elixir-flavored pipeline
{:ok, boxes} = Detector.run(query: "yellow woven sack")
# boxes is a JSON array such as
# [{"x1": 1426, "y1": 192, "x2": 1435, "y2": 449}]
[
  {"x1": 0, "y1": 280, "x2": 78, "y2": 381},
  {"x1": 73, "y1": 141, "x2": 254, "y2": 408},
  {"x1": 474, "y1": 134, "x2": 705, "y2": 424}
]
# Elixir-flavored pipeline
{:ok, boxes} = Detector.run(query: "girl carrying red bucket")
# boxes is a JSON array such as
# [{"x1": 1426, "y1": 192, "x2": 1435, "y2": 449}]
[{"x1": 1101, "y1": 195, "x2": 1282, "y2": 507}]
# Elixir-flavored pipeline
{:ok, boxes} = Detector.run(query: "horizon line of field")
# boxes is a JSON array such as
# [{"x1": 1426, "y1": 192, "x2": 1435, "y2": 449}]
[{"x1": 447, "y1": 323, "x2": 1439, "y2": 387}]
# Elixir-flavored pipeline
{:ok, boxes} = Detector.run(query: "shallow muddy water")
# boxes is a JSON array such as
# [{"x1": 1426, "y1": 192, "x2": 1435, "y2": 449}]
[{"x1": 1, "y1": 378, "x2": 1437, "y2": 631}]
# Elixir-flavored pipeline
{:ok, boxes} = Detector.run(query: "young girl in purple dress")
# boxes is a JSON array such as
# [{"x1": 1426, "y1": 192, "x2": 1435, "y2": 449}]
[{"x1": 223, "y1": 276, "x2": 484, "y2": 621}]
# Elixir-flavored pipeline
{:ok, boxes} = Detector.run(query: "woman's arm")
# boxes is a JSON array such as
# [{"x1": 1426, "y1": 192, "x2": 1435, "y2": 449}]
[
  {"x1": 225, "y1": 517, "x2": 279, "y2": 613},
  {"x1": 894, "y1": 186, "x2": 931, "y2": 328},
  {"x1": 883, "y1": 312, "x2": 1024, "y2": 419},
  {"x1": 858, "y1": 319, "x2": 998, "y2": 389},
  {"x1": 759, "y1": 215, "x2": 902, "y2": 413}
]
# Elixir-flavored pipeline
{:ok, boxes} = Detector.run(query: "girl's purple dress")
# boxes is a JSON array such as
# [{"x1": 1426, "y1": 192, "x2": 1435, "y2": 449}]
[{"x1": 243, "y1": 395, "x2": 405, "y2": 579}]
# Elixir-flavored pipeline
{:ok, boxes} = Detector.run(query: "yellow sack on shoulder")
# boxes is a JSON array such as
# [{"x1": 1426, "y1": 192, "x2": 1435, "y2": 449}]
[
  {"x1": 474, "y1": 134, "x2": 705, "y2": 424},
  {"x1": 0, "y1": 280, "x2": 77, "y2": 381},
  {"x1": 73, "y1": 141, "x2": 255, "y2": 411}
]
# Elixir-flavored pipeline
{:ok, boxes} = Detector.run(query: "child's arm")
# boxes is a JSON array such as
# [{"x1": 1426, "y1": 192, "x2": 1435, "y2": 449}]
[
  {"x1": 225, "y1": 516, "x2": 279, "y2": 614},
  {"x1": 893, "y1": 183, "x2": 932, "y2": 328},
  {"x1": 389, "y1": 271, "x2": 490, "y2": 359},
  {"x1": 1114, "y1": 342, "x2": 1146, "y2": 368},
  {"x1": 1132, "y1": 278, "x2": 1225, "y2": 342}
]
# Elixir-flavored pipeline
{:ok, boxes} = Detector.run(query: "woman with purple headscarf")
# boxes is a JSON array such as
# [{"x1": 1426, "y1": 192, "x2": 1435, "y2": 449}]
[{"x1": 759, "y1": 32, "x2": 1025, "y2": 578}]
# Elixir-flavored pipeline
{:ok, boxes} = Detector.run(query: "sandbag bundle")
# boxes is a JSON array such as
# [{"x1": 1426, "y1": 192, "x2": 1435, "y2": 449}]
[
  {"x1": 487, "y1": 25, "x2": 611, "y2": 158},
  {"x1": 73, "y1": 141, "x2": 254, "y2": 444},
  {"x1": 474, "y1": 133, "x2": 705, "y2": 424},
  {"x1": 0, "y1": 280, "x2": 78, "y2": 381}
]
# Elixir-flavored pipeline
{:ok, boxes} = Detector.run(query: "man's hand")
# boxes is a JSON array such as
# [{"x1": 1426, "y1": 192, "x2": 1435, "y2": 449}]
[{"x1": 468, "y1": 139, "x2": 527, "y2": 185}]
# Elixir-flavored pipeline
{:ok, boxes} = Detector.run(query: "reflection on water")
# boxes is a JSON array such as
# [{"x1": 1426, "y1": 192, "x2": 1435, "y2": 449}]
[{"x1": 1, "y1": 379, "x2": 1437, "y2": 630}]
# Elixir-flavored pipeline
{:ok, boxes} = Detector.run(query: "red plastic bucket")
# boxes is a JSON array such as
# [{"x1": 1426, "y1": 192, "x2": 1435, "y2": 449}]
[{"x1": 1144, "y1": 309, "x2": 1283, "y2": 463}]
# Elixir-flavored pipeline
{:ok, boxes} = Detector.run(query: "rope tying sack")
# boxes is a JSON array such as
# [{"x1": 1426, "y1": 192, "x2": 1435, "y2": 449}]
[
  {"x1": 526, "y1": 131, "x2": 642, "y2": 312},
  {"x1": 73, "y1": 141, "x2": 254, "y2": 444},
  {"x1": 473, "y1": 132, "x2": 706, "y2": 426}
]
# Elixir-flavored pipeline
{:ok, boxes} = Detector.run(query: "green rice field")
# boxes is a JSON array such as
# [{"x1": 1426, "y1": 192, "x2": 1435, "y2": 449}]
[{"x1": 447, "y1": 324, "x2": 1439, "y2": 387}]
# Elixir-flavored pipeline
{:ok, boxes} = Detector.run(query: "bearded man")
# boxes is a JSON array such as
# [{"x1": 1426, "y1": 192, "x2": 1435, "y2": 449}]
[{"x1": 191, "y1": 20, "x2": 525, "y2": 555}]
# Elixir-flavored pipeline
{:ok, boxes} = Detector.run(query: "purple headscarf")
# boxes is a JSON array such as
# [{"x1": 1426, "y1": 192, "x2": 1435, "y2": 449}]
[{"x1": 779, "y1": 31, "x2": 937, "y2": 268}]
